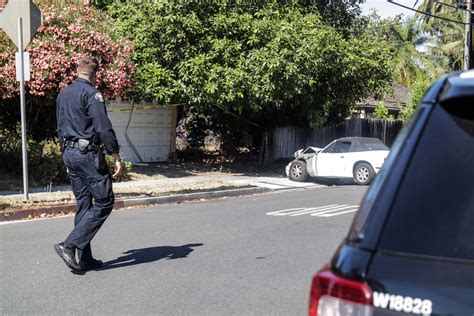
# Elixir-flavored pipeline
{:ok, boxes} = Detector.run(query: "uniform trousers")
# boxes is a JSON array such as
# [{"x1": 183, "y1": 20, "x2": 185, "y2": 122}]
[{"x1": 62, "y1": 147, "x2": 114, "y2": 262}]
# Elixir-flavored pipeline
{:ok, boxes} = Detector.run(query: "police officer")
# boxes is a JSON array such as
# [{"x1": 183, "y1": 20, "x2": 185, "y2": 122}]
[{"x1": 54, "y1": 56, "x2": 122, "y2": 271}]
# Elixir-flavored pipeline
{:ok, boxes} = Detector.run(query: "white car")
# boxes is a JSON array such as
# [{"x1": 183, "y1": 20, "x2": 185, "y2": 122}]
[{"x1": 285, "y1": 137, "x2": 389, "y2": 185}]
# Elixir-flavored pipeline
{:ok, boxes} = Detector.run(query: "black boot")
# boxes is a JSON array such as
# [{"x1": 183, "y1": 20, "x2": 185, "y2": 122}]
[
  {"x1": 80, "y1": 258, "x2": 103, "y2": 271},
  {"x1": 54, "y1": 243, "x2": 81, "y2": 271}
]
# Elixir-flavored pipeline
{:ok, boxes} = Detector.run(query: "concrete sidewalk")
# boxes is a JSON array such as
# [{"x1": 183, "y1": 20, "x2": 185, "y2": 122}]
[{"x1": 0, "y1": 173, "x2": 322, "y2": 221}]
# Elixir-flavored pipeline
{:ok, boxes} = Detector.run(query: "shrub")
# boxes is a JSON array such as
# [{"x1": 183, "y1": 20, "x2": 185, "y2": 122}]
[
  {"x1": 0, "y1": 2, "x2": 134, "y2": 100},
  {"x1": 0, "y1": 128, "x2": 69, "y2": 187},
  {"x1": 373, "y1": 101, "x2": 391, "y2": 119},
  {"x1": 28, "y1": 139, "x2": 69, "y2": 187},
  {"x1": 399, "y1": 77, "x2": 431, "y2": 121},
  {"x1": 0, "y1": 129, "x2": 132, "y2": 188},
  {"x1": 0, "y1": 124, "x2": 23, "y2": 176}
]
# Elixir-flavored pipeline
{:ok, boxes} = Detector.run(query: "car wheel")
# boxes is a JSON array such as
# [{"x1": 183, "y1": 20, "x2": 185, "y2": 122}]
[
  {"x1": 289, "y1": 160, "x2": 308, "y2": 182},
  {"x1": 353, "y1": 163, "x2": 374, "y2": 185}
]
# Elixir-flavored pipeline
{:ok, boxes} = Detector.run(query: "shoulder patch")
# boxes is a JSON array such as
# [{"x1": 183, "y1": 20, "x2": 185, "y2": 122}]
[{"x1": 95, "y1": 92, "x2": 104, "y2": 103}]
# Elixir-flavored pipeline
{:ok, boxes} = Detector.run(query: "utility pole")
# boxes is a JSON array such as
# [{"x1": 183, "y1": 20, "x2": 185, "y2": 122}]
[{"x1": 465, "y1": 1, "x2": 473, "y2": 70}]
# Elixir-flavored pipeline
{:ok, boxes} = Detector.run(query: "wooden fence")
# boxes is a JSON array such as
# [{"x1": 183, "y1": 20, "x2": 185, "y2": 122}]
[{"x1": 271, "y1": 118, "x2": 404, "y2": 159}]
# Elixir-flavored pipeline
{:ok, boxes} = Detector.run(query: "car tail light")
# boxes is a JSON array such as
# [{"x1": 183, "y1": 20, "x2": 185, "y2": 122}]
[{"x1": 309, "y1": 267, "x2": 373, "y2": 316}]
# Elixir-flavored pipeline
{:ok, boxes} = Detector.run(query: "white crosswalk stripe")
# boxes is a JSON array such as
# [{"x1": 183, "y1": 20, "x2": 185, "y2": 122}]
[
  {"x1": 309, "y1": 205, "x2": 358, "y2": 217},
  {"x1": 231, "y1": 177, "x2": 323, "y2": 190},
  {"x1": 266, "y1": 204, "x2": 359, "y2": 218},
  {"x1": 289, "y1": 205, "x2": 342, "y2": 216},
  {"x1": 317, "y1": 208, "x2": 359, "y2": 217}
]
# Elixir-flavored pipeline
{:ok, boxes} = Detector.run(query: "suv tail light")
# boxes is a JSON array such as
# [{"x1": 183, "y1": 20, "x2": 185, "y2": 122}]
[{"x1": 309, "y1": 267, "x2": 373, "y2": 316}]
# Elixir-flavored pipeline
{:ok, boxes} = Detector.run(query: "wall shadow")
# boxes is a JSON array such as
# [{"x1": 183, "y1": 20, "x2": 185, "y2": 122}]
[
  {"x1": 99, "y1": 243, "x2": 204, "y2": 271},
  {"x1": 129, "y1": 160, "x2": 288, "y2": 179}
]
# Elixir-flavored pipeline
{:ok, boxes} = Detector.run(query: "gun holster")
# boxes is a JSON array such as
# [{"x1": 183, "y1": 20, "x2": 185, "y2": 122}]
[
  {"x1": 90, "y1": 142, "x2": 105, "y2": 170},
  {"x1": 93, "y1": 149, "x2": 107, "y2": 170},
  {"x1": 77, "y1": 139, "x2": 90, "y2": 153}
]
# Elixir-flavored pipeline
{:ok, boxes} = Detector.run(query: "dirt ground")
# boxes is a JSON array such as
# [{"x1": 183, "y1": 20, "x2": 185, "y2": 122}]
[
  {"x1": 0, "y1": 158, "x2": 288, "y2": 212},
  {"x1": 127, "y1": 158, "x2": 286, "y2": 180}
]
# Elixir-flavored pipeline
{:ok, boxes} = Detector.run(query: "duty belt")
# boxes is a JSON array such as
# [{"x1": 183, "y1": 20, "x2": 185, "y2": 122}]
[
  {"x1": 63, "y1": 140, "x2": 81, "y2": 149},
  {"x1": 62, "y1": 139, "x2": 103, "y2": 153}
]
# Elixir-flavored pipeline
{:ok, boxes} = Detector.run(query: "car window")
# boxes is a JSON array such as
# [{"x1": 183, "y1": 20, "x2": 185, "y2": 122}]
[
  {"x1": 335, "y1": 141, "x2": 351, "y2": 153},
  {"x1": 361, "y1": 142, "x2": 388, "y2": 151},
  {"x1": 325, "y1": 141, "x2": 351, "y2": 153},
  {"x1": 321, "y1": 141, "x2": 336, "y2": 153},
  {"x1": 351, "y1": 139, "x2": 389, "y2": 152},
  {"x1": 379, "y1": 98, "x2": 474, "y2": 261}
]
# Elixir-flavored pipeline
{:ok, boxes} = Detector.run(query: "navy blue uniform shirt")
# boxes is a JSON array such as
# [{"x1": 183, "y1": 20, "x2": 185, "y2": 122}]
[{"x1": 56, "y1": 78, "x2": 119, "y2": 154}]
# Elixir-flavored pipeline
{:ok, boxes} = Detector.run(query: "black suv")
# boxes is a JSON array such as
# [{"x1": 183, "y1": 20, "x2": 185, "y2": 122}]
[{"x1": 309, "y1": 71, "x2": 474, "y2": 315}]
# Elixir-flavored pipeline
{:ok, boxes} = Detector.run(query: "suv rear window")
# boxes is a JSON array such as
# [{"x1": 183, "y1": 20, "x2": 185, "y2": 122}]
[{"x1": 379, "y1": 98, "x2": 474, "y2": 261}]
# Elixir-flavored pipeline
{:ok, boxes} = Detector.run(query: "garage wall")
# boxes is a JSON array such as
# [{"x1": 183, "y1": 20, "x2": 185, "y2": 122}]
[{"x1": 107, "y1": 100, "x2": 175, "y2": 163}]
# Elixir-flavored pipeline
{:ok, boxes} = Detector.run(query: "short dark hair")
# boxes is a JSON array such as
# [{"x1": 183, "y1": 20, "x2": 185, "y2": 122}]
[{"x1": 77, "y1": 56, "x2": 99, "y2": 76}]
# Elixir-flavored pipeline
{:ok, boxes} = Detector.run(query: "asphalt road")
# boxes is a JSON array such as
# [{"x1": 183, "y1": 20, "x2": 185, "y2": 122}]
[{"x1": 0, "y1": 184, "x2": 367, "y2": 315}]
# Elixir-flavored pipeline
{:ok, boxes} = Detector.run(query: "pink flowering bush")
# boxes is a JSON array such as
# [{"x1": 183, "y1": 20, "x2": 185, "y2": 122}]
[
  {"x1": 0, "y1": 3, "x2": 134, "y2": 100},
  {"x1": 0, "y1": 2, "x2": 134, "y2": 186}
]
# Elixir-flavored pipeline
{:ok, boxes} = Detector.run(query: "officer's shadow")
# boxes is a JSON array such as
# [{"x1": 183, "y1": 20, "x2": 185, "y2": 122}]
[{"x1": 89, "y1": 243, "x2": 203, "y2": 273}]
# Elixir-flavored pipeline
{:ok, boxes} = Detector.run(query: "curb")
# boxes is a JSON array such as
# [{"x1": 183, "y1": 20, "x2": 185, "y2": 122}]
[{"x1": 0, "y1": 186, "x2": 272, "y2": 222}]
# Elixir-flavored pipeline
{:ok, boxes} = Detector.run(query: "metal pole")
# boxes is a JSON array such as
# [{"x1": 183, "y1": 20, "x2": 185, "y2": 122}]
[
  {"x1": 465, "y1": 1, "x2": 473, "y2": 70},
  {"x1": 471, "y1": 1, "x2": 474, "y2": 69},
  {"x1": 17, "y1": 17, "x2": 29, "y2": 201}
]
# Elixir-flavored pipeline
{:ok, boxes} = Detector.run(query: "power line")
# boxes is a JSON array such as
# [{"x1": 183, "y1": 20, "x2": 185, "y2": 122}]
[
  {"x1": 426, "y1": 0, "x2": 474, "y2": 13},
  {"x1": 387, "y1": 0, "x2": 470, "y2": 25}
]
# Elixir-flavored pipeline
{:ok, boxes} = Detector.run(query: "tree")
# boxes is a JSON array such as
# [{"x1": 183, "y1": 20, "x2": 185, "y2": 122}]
[
  {"x1": 415, "y1": 0, "x2": 465, "y2": 70},
  {"x1": 0, "y1": 1, "x2": 135, "y2": 185},
  {"x1": 363, "y1": 13, "x2": 437, "y2": 87},
  {"x1": 415, "y1": 0, "x2": 465, "y2": 29},
  {"x1": 289, "y1": 0, "x2": 365, "y2": 30},
  {"x1": 398, "y1": 76, "x2": 431, "y2": 121},
  {"x1": 109, "y1": 1, "x2": 392, "y2": 140},
  {"x1": 387, "y1": 17, "x2": 430, "y2": 87},
  {"x1": 0, "y1": 1, "x2": 134, "y2": 139}
]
